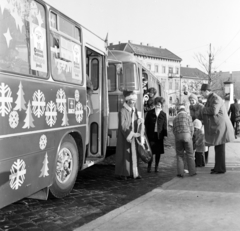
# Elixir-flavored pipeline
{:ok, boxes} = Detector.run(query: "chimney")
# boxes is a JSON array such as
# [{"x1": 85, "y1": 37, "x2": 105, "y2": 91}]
[
  {"x1": 186, "y1": 65, "x2": 189, "y2": 68},
  {"x1": 159, "y1": 46, "x2": 161, "y2": 48},
  {"x1": 110, "y1": 43, "x2": 113, "y2": 46},
  {"x1": 119, "y1": 41, "x2": 121, "y2": 44}
]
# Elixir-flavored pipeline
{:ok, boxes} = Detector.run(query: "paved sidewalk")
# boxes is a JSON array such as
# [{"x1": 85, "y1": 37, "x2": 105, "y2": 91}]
[{"x1": 76, "y1": 140, "x2": 240, "y2": 231}]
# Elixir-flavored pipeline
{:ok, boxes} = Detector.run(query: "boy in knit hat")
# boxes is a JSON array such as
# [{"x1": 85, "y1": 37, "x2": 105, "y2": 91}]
[
  {"x1": 173, "y1": 104, "x2": 196, "y2": 177},
  {"x1": 193, "y1": 119, "x2": 205, "y2": 167}
]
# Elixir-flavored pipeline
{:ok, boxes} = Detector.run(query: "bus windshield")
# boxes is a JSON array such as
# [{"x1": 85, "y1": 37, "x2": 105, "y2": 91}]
[{"x1": 119, "y1": 62, "x2": 139, "y2": 91}]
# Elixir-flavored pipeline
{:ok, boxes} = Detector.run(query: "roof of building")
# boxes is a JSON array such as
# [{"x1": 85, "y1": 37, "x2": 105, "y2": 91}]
[
  {"x1": 180, "y1": 67, "x2": 208, "y2": 79},
  {"x1": 108, "y1": 42, "x2": 182, "y2": 61}
]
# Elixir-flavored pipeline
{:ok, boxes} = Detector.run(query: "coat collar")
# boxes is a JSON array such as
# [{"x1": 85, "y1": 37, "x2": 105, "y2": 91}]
[{"x1": 123, "y1": 102, "x2": 135, "y2": 112}]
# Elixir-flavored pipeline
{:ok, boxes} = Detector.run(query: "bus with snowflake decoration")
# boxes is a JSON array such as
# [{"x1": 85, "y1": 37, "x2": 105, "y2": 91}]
[{"x1": 0, "y1": 0, "x2": 109, "y2": 208}]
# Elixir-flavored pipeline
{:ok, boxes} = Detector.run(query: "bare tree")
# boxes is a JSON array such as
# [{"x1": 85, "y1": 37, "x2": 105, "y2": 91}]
[{"x1": 194, "y1": 45, "x2": 224, "y2": 97}]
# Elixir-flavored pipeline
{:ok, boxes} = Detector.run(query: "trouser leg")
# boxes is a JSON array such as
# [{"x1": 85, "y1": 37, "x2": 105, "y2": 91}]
[
  {"x1": 175, "y1": 140, "x2": 184, "y2": 175},
  {"x1": 214, "y1": 144, "x2": 226, "y2": 173},
  {"x1": 205, "y1": 151, "x2": 209, "y2": 164},
  {"x1": 184, "y1": 139, "x2": 196, "y2": 175}
]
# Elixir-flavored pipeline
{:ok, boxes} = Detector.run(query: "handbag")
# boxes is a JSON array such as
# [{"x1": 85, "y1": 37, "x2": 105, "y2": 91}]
[{"x1": 135, "y1": 123, "x2": 152, "y2": 163}]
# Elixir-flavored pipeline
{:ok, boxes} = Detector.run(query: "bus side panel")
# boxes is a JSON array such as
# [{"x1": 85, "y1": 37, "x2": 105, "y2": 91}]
[{"x1": 0, "y1": 126, "x2": 85, "y2": 208}]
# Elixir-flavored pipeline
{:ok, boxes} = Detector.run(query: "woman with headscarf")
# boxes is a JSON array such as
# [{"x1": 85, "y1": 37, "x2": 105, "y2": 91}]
[
  {"x1": 115, "y1": 91, "x2": 143, "y2": 180},
  {"x1": 188, "y1": 93, "x2": 204, "y2": 121}
]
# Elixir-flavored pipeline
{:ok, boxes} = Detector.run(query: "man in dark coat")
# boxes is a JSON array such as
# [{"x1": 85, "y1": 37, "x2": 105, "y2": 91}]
[
  {"x1": 228, "y1": 98, "x2": 240, "y2": 139},
  {"x1": 200, "y1": 84, "x2": 234, "y2": 174}
]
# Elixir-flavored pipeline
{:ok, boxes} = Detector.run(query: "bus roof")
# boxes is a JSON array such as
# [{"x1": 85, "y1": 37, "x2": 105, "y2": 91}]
[{"x1": 108, "y1": 50, "x2": 137, "y2": 63}]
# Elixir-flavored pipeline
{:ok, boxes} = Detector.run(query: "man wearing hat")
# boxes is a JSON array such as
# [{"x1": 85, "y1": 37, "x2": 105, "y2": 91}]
[
  {"x1": 115, "y1": 90, "x2": 143, "y2": 180},
  {"x1": 200, "y1": 84, "x2": 234, "y2": 174}
]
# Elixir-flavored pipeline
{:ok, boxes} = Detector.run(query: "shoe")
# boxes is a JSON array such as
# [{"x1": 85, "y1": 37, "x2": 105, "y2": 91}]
[
  {"x1": 235, "y1": 136, "x2": 237, "y2": 139},
  {"x1": 177, "y1": 174, "x2": 184, "y2": 178},
  {"x1": 211, "y1": 171, "x2": 225, "y2": 174},
  {"x1": 211, "y1": 169, "x2": 215, "y2": 172},
  {"x1": 184, "y1": 169, "x2": 189, "y2": 173},
  {"x1": 190, "y1": 173, "x2": 197, "y2": 176},
  {"x1": 147, "y1": 167, "x2": 151, "y2": 173},
  {"x1": 155, "y1": 167, "x2": 159, "y2": 173},
  {"x1": 135, "y1": 175, "x2": 142, "y2": 179}
]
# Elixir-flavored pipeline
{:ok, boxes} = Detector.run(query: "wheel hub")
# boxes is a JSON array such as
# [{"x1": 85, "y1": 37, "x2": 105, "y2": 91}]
[{"x1": 56, "y1": 147, "x2": 73, "y2": 183}]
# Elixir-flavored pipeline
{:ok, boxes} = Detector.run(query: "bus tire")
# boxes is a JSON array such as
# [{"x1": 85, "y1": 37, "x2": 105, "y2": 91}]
[{"x1": 50, "y1": 136, "x2": 79, "y2": 198}]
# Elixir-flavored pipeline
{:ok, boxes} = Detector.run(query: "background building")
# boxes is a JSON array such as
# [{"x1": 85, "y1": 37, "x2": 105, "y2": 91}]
[{"x1": 108, "y1": 41, "x2": 182, "y2": 105}]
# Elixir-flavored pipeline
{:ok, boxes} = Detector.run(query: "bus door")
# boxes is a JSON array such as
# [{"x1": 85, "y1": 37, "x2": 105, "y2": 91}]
[{"x1": 87, "y1": 56, "x2": 103, "y2": 157}]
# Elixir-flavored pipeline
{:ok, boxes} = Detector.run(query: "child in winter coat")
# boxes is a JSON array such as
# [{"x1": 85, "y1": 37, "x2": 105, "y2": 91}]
[{"x1": 193, "y1": 119, "x2": 205, "y2": 167}]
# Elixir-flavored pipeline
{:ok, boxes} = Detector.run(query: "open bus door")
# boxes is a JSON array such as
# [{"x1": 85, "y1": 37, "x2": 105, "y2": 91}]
[{"x1": 87, "y1": 56, "x2": 103, "y2": 158}]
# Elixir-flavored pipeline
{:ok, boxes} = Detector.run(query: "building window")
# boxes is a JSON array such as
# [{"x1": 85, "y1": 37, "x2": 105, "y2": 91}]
[
  {"x1": 162, "y1": 66, "x2": 166, "y2": 73},
  {"x1": 175, "y1": 81, "x2": 179, "y2": 90},
  {"x1": 169, "y1": 67, "x2": 173, "y2": 74},
  {"x1": 175, "y1": 67, "x2": 179, "y2": 74},
  {"x1": 154, "y1": 65, "x2": 158, "y2": 73},
  {"x1": 147, "y1": 64, "x2": 151, "y2": 70},
  {"x1": 169, "y1": 81, "x2": 172, "y2": 90}
]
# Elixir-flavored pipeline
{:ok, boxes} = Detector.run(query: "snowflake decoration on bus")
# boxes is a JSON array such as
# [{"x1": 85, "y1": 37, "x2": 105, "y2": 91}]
[
  {"x1": 75, "y1": 90, "x2": 80, "y2": 102},
  {"x1": 75, "y1": 102, "x2": 83, "y2": 123},
  {"x1": 0, "y1": 82, "x2": 13, "y2": 117},
  {"x1": 45, "y1": 101, "x2": 57, "y2": 127},
  {"x1": 9, "y1": 159, "x2": 26, "y2": 190},
  {"x1": 56, "y1": 89, "x2": 66, "y2": 113},
  {"x1": 32, "y1": 90, "x2": 46, "y2": 118},
  {"x1": 9, "y1": 111, "x2": 19, "y2": 129},
  {"x1": 39, "y1": 134, "x2": 47, "y2": 150}
]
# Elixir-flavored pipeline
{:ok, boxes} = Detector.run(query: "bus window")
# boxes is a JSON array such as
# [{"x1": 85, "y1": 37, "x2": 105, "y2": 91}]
[
  {"x1": 107, "y1": 64, "x2": 116, "y2": 91},
  {"x1": 50, "y1": 14, "x2": 83, "y2": 85},
  {"x1": 91, "y1": 58, "x2": 99, "y2": 90},
  {"x1": 119, "y1": 63, "x2": 139, "y2": 91},
  {"x1": 0, "y1": 1, "x2": 47, "y2": 78}
]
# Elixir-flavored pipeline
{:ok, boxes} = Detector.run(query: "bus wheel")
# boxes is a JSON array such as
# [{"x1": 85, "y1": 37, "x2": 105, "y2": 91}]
[{"x1": 50, "y1": 136, "x2": 79, "y2": 198}]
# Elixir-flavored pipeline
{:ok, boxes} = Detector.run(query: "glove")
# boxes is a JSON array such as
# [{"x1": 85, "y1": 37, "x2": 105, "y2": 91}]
[{"x1": 133, "y1": 133, "x2": 141, "y2": 138}]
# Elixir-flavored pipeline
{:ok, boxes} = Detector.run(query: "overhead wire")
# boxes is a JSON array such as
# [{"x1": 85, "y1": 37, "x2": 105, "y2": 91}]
[{"x1": 216, "y1": 46, "x2": 240, "y2": 68}]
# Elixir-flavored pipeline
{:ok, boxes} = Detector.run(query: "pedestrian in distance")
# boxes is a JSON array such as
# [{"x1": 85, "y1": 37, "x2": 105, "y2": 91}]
[
  {"x1": 145, "y1": 97, "x2": 167, "y2": 173},
  {"x1": 200, "y1": 84, "x2": 234, "y2": 174},
  {"x1": 172, "y1": 104, "x2": 196, "y2": 178},
  {"x1": 115, "y1": 90, "x2": 143, "y2": 180},
  {"x1": 192, "y1": 119, "x2": 205, "y2": 167},
  {"x1": 228, "y1": 98, "x2": 240, "y2": 139}
]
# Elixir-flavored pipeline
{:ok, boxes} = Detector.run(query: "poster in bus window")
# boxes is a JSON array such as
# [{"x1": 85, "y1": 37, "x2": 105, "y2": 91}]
[
  {"x1": 30, "y1": 22, "x2": 47, "y2": 73},
  {"x1": 60, "y1": 37, "x2": 72, "y2": 62},
  {"x1": 72, "y1": 43, "x2": 82, "y2": 81}
]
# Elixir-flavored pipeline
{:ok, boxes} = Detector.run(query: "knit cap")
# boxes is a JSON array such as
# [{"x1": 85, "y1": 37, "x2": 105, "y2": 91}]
[{"x1": 193, "y1": 119, "x2": 202, "y2": 129}]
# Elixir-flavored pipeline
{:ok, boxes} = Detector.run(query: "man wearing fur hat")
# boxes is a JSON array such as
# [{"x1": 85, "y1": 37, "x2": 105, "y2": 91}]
[
  {"x1": 115, "y1": 90, "x2": 143, "y2": 180},
  {"x1": 200, "y1": 84, "x2": 234, "y2": 174}
]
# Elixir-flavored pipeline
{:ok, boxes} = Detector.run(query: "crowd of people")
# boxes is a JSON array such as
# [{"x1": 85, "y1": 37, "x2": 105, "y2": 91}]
[{"x1": 114, "y1": 83, "x2": 236, "y2": 180}]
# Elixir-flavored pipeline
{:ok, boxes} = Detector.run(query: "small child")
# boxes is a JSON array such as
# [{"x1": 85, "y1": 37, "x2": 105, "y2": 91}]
[{"x1": 193, "y1": 119, "x2": 205, "y2": 167}]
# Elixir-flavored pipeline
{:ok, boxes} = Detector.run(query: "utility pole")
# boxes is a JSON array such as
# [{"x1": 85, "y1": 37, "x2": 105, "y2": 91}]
[{"x1": 208, "y1": 43, "x2": 212, "y2": 84}]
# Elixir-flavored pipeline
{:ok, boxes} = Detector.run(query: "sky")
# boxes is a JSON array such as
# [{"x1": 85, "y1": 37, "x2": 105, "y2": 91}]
[{"x1": 46, "y1": 0, "x2": 240, "y2": 73}]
